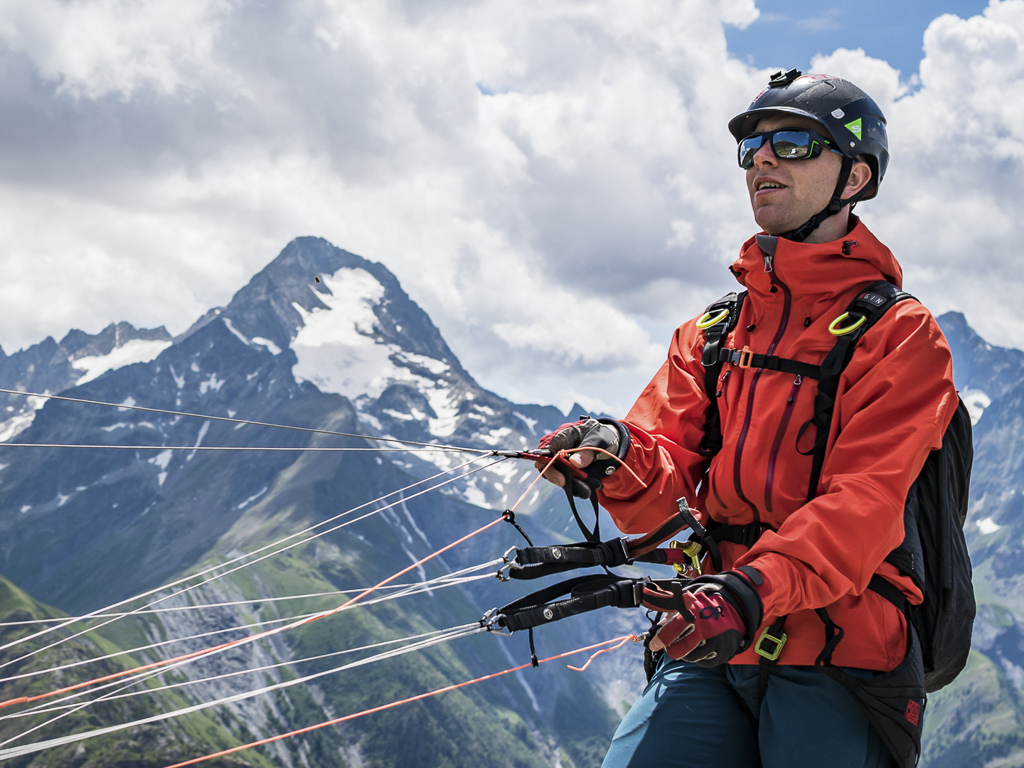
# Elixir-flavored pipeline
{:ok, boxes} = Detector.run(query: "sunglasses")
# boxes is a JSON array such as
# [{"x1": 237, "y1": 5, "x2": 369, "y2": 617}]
[{"x1": 737, "y1": 128, "x2": 842, "y2": 169}]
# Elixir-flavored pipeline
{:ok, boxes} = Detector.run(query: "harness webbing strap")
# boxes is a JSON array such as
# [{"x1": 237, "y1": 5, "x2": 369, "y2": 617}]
[
  {"x1": 699, "y1": 292, "x2": 746, "y2": 458},
  {"x1": 715, "y1": 347, "x2": 824, "y2": 379},
  {"x1": 867, "y1": 575, "x2": 909, "y2": 613},
  {"x1": 814, "y1": 608, "x2": 846, "y2": 667},
  {"x1": 509, "y1": 498, "x2": 697, "y2": 581},
  {"x1": 508, "y1": 537, "x2": 693, "y2": 582},
  {"x1": 562, "y1": 484, "x2": 602, "y2": 543},
  {"x1": 627, "y1": 503, "x2": 692, "y2": 558},
  {"x1": 509, "y1": 539, "x2": 631, "y2": 580},
  {"x1": 688, "y1": 521, "x2": 773, "y2": 573},
  {"x1": 495, "y1": 575, "x2": 646, "y2": 632},
  {"x1": 757, "y1": 616, "x2": 788, "y2": 698},
  {"x1": 802, "y1": 282, "x2": 915, "y2": 502}
]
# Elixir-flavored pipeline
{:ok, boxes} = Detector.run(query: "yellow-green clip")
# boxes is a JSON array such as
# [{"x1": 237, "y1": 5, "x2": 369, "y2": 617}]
[
  {"x1": 669, "y1": 540, "x2": 703, "y2": 575},
  {"x1": 696, "y1": 308, "x2": 730, "y2": 329},
  {"x1": 754, "y1": 627, "x2": 787, "y2": 661},
  {"x1": 828, "y1": 312, "x2": 867, "y2": 336}
]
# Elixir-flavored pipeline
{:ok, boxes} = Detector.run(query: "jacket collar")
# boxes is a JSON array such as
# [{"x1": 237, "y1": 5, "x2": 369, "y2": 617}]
[{"x1": 731, "y1": 218, "x2": 903, "y2": 302}]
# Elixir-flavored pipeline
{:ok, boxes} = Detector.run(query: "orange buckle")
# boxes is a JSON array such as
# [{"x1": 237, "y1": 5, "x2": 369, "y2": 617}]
[{"x1": 737, "y1": 346, "x2": 754, "y2": 369}]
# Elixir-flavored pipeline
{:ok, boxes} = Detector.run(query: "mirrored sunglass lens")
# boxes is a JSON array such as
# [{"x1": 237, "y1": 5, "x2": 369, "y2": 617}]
[
  {"x1": 738, "y1": 136, "x2": 764, "y2": 168},
  {"x1": 772, "y1": 131, "x2": 812, "y2": 159}
]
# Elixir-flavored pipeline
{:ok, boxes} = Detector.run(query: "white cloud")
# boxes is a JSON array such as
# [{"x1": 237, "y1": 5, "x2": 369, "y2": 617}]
[
  {"x1": 0, "y1": 0, "x2": 769, "y2": 414},
  {"x1": 1, "y1": 0, "x2": 1023, "y2": 415},
  {"x1": 0, "y1": 0, "x2": 240, "y2": 100},
  {"x1": 811, "y1": 2, "x2": 1024, "y2": 351},
  {"x1": 795, "y1": 3, "x2": 1024, "y2": 362}
]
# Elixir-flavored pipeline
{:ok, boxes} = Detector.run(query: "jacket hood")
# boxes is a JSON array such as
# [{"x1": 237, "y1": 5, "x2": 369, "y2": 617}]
[{"x1": 730, "y1": 218, "x2": 903, "y2": 300}]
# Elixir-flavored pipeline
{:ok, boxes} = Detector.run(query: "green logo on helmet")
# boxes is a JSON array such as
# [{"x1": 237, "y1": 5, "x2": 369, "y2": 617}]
[{"x1": 845, "y1": 118, "x2": 863, "y2": 140}]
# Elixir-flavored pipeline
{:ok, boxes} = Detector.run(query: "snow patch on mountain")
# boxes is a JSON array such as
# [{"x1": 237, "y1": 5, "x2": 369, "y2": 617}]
[
  {"x1": 73, "y1": 338, "x2": 172, "y2": 385},
  {"x1": 252, "y1": 337, "x2": 281, "y2": 355},
  {"x1": 0, "y1": 394, "x2": 48, "y2": 443},
  {"x1": 199, "y1": 373, "x2": 225, "y2": 395},
  {"x1": 221, "y1": 317, "x2": 250, "y2": 347},
  {"x1": 290, "y1": 267, "x2": 462, "y2": 437},
  {"x1": 222, "y1": 317, "x2": 282, "y2": 356},
  {"x1": 290, "y1": 269, "x2": 397, "y2": 397},
  {"x1": 150, "y1": 449, "x2": 173, "y2": 486}
]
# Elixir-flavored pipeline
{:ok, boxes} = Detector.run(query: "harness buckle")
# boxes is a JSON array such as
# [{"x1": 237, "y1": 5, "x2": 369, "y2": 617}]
[
  {"x1": 754, "y1": 626, "x2": 787, "y2": 661},
  {"x1": 612, "y1": 537, "x2": 632, "y2": 566},
  {"x1": 669, "y1": 540, "x2": 703, "y2": 576},
  {"x1": 737, "y1": 346, "x2": 755, "y2": 369}
]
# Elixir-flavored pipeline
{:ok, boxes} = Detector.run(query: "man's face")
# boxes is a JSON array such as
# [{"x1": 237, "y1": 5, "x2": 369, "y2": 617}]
[{"x1": 744, "y1": 114, "x2": 844, "y2": 236}]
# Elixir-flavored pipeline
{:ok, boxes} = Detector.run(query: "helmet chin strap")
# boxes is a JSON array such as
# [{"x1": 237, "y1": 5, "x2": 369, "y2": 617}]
[{"x1": 780, "y1": 157, "x2": 861, "y2": 243}]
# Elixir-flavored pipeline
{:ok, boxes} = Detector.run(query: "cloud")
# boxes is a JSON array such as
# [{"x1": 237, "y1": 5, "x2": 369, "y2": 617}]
[
  {"x1": 2, "y1": 0, "x2": 1023, "y2": 415},
  {"x1": 809, "y1": 2, "x2": 1024, "y2": 351},
  {"x1": 0, "y1": 0, "x2": 240, "y2": 100},
  {"x1": 0, "y1": 0, "x2": 768, "y2": 414}
]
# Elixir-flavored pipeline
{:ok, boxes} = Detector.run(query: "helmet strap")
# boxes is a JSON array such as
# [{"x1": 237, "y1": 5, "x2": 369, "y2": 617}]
[{"x1": 781, "y1": 157, "x2": 863, "y2": 243}]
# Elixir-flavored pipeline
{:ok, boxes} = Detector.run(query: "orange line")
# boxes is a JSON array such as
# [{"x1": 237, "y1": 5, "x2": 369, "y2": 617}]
[
  {"x1": 163, "y1": 635, "x2": 633, "y2": 768},
  {"x1": 566, "y1": 634, "x2": 640, "y2": 672},
  {"x1": 534, "y1": 447, "x2": 648, "y2": 492},
  {"x1": 0, "y1": 515, "x2": 509, "y2": 710},
  {"x1": 560, "y1": 446, "x2": 649, "y2": 489},
  {"x1": 508, "y1": 453, "x2": 561, "y2": 511}
]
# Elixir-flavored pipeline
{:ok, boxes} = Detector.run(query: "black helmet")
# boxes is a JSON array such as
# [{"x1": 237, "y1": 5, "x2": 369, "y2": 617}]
[{"x1": 729, "y1": 69, "x2": 889, "y2": 241}]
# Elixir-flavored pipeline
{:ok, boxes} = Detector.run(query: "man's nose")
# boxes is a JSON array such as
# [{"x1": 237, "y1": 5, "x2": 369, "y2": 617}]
[{"x1": 753, "y1": 140, "x2": 776, "y2": 168}]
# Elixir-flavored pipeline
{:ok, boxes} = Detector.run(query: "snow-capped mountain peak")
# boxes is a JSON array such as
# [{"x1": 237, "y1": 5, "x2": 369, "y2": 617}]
[{"x1": 0, "y1": 321, "x2": 172, "y2": 441}]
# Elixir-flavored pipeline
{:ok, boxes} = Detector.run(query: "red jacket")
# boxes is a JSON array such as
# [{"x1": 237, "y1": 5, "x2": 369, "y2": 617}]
[{"x1": 600, "y1": 219, "x2": 959, "y2": 670}]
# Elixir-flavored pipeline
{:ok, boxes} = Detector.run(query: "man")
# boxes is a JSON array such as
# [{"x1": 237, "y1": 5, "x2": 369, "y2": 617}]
[{"x1": 538, "y1": 70, "x2": 959, "y2": 767}]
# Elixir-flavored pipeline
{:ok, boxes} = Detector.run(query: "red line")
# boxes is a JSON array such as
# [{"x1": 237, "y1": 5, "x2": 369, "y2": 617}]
[
  {"x1": 0, "y1": 515, "x2": 508, "y2": 710},
  {"x1": 163, "y1": 635, "x2": 633, "y2": 768}
]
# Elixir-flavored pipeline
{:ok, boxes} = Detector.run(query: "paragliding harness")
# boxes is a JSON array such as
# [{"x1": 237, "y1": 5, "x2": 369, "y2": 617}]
[{"x1": 691, "y1": 279, "x2": 975, "y2": 768}]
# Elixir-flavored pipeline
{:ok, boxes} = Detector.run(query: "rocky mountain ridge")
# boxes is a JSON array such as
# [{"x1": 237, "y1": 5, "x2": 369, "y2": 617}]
[{"x1": 0, "y1": 237, "x2": 624, "y2": 768}]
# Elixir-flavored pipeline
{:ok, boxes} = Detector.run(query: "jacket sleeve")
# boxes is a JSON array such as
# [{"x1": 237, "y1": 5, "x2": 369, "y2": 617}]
[
  {"x1": 735, "y1": 303, "x2": 959, "y2": 618},
  {"x1": 596, "y1": 319, "x2": 713, "y2": 533}
]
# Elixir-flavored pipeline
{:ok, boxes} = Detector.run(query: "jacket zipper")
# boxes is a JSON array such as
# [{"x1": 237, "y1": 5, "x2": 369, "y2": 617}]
[
  {"x1": 764, "y1": 375, "x2": 802, "y2": 515},
  {"x1": 710, "y1": 370, "x2": 731, "y2": 509},
  {"x1": 733, "y1": 276, "x2": 792, "y2": 523}
]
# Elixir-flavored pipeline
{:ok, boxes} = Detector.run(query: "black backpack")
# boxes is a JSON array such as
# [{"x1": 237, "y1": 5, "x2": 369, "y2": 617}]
[{"x1": 698, "y1": 279, "x2": 975, "y2": 693}]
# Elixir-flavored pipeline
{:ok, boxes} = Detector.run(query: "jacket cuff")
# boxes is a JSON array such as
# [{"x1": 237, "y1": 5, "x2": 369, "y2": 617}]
[{"x1": 688, "y1": 569, "x2": 765, "y2": 650}]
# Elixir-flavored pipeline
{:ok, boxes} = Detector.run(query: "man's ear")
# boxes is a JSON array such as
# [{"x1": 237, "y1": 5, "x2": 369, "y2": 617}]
[{"x1": 844, "y1": 158, "x2": 873, "y2": 198}]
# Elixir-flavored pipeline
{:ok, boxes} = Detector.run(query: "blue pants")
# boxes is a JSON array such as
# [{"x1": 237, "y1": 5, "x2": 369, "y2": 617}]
[{"x1": 601, "y1": 660, "x2": 896, "y2": 768}]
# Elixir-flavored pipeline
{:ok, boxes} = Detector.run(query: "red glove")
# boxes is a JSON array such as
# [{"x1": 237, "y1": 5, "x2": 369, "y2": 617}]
[{"x1": 644, "y1": 570, "x2": 764, "y2": 667}]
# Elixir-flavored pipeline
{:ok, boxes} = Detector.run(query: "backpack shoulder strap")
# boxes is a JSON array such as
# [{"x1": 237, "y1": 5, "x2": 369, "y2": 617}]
[
  {"x1": 804, "y1": 280, "x2": 916, "y2": 502},
  {"x1": 698, "y1": 291, "x2": 746, "y2": 458}
]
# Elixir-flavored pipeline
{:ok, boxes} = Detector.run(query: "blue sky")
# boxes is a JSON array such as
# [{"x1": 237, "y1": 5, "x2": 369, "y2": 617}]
[{"x1": 727, "y1": 0, "x2": 991, "y2": 78}]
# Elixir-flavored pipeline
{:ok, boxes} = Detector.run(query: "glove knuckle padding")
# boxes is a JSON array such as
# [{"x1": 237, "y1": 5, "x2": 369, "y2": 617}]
[
  {"x1": 652, "y1": 570, "x2": 766, "y2": 667},
  {"x1": 536, "y1": 418, "x2": 632, "y2": 499},
  {"x1": 579, "y1": 424, "x2": 617, "y2": 450},
  {"x1": 685, "y1": 571, "x2": 764, "y2": 650}
]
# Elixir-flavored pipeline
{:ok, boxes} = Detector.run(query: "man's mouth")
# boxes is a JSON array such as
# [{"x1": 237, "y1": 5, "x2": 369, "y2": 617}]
[{"x1": 756, "y1": 181, "x2": 786, "y2": 191}]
